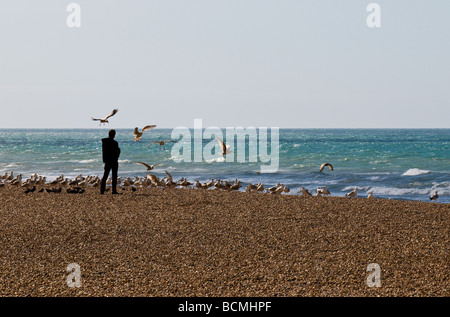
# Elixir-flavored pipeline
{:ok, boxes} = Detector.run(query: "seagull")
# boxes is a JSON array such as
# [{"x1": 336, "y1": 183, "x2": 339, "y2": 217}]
[
  {"x1": 270, "y1": 186, "x2": 285, "y2": 195},
  {"x1": 145, "y1": 140, "x2": 174, "y2": 150},
  {"x1": 91, "y1": 108, "x2": 118, "y2": 125},
  {"x1": 346, "y1": 187, "x2": 358, "y2": 198},
  {"x1": 217, "y1": 137, "x2": 232, "y2": 156},
  {"x1": 10, "y1": 174, "x2": 22, "y2": 187},
  {"x1": 256, "y1": 183, "x2": 264, "y2": 192},
  {"x1": 136, "y1": 162, "x2": 159, "y2": 171},
  {"x1": 230, "y1": 180, "x2": 242, "y2": 191},
  {"x1": 6, "y1": 171, "x2": 14, "y2": 181},
  {"x1": 301, "y1": 187, "x2": 312, "y2": 196},
  {"x1": 245, "y1": 183, "x2": 258, "y2": 193},
  {"x1": 266, "y1": 183, "x2": 282, "y2": 194},
  {"x1": 164, "y1": 170, "x2": 173, "y2": 181},
  {"x1": 205, "y1": 179, "x2": 215, "y2": 189},
  {"x1": 147, "y1": 174, "x2": 163, "y2": 187},
  {"x1": 367, "y1": 191, "x2": 374, "y2": 199},
  {"x1": 429, "y1": 190, "x2": 439, "y2": 201},
  {"x1": 177, "y1": 178, "x2": 192, "y2": 188},
  {"x1": 317, "y1": 186, "x2": 330, "y2": 196},
  {"x1": 195, "y1": 180, "x2": 207, "y2": 190},
  {"x1": 319, "y1": 163, "x2": 334, "y2": 172},
  {"x1": 133, "y1": 125, "x2": 157, "y2": 141}
]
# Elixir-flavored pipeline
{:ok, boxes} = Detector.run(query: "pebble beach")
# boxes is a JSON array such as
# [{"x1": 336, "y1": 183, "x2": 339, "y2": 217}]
[{"x1": 0, "y1": 186, "x2": 448, "y2": 297}]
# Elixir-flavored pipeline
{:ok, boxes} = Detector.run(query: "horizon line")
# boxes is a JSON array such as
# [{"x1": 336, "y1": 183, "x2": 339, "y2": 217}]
[{"x1": 0, "y1": 127, "x2": 449, "y2": 130}]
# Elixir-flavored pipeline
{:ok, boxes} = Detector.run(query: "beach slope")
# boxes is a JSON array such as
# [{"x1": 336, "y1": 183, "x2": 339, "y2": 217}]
[{"x1": 0, "y1": 187, "x2": 448, "y2": 296}]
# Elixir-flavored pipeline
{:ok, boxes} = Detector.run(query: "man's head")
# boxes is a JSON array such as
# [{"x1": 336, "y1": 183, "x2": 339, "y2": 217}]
[{"x1": 108, "y1": 129, "x2": 116, "y2": 139}]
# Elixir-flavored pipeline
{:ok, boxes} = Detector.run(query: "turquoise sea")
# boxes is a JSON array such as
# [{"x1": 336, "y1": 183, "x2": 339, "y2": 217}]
[{"x1": 0, "y1": 129, "x2": 449, "y2": 203}]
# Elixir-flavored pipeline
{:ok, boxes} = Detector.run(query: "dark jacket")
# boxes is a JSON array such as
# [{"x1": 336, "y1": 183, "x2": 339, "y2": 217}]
[{"x1": 102, "y1": 138, "x2": 121, "y2": 164}]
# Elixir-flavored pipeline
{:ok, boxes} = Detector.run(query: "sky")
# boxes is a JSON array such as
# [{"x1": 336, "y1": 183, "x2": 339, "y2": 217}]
[{"x1": 0, "y1": 0, "x2": 449, "y2": 129}]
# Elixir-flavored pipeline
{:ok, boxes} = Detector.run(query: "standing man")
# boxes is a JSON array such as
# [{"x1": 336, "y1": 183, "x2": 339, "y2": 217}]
[{"x1": 100, "y1": 129, "x2": 121, "y2": 194}]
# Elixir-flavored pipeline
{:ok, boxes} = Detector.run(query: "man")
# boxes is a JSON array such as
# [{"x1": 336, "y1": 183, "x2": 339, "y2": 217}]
[{"x1": 100, "y1": 129, "x2": 121, "y2": 194}]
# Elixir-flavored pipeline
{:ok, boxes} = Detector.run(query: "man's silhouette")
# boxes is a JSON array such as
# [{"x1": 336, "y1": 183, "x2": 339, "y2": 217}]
[{"x1": 100, "y1": 129, "x2": 121, "y2": 194}]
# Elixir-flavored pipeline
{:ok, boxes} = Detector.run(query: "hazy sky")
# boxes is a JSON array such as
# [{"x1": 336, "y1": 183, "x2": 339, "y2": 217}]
[{"x1": 0, "y1": 0, "x2": 449, "y2": 129}]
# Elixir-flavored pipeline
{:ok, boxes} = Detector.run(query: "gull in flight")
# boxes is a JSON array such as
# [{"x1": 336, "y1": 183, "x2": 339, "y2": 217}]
[
  {"x1": 136, "y1": 162, "x2": 159, "y2": 171},
  {"x1": 319, "y1": 163, "x2": 334, "y2": 172},
  {"x1": 91, "y1": 108, "x2": 118, "y2": 125},
  {"x1": 346, "y1": 187, "x2": 358, "y2": 198},
  {"x1": 145, "y1": 140, "x2": 174, "y2": 150},
  {"x1": 134, "y1": 125, "x2": 157, "y2": 141},
  {"x1": 217, "y1": 137, "x2": 232, "y2": 156},
  {"x1": 429, "y1": 190, "x2": 439, "y2": 201}
]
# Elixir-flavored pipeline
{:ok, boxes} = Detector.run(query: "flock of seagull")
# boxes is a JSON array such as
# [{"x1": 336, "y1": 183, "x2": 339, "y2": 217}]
[
  {"x1": 0, "y1": 167, "x2": 409, "y2": 201},
  {"x1": 0, "y1": 170, "x2": 284, "y2": 195},
  {"x1": 0, "y1": 165, "x2": 440, "y2": 201},
  {"x1": 0, "y1": 109, "x2": 441, "y2": 201}
]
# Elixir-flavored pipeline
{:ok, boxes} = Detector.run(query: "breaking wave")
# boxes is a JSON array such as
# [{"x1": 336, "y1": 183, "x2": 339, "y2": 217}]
[{"x1": 402, "y1": 168, "x2": 432, "y2": 176}]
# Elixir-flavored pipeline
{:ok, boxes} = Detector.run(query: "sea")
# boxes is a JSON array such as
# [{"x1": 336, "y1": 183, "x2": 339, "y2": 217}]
[{"x1": 0, "y1": 129, "x2": 448, "y2": 203}]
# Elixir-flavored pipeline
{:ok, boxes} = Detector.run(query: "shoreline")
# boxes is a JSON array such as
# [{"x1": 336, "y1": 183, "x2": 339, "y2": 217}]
[{"x1": 0, "y1": 186, "x2": 448, "y2": 296}]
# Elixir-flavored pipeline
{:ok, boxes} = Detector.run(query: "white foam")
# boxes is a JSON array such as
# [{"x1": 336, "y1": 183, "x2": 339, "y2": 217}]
[
  {"x1": 402, "y1": 168, "x2": 431, "y2": 176},
  {"x1": 366, "y1": 184, "x2": 450, "y2": 196},
  {"x1": 205, "y1": 156, "x2": 226, "y2": 163},
  {"x1": 78, "y1": 159, "x2": 97, "y2": 164},
  {"x1": 341, "y1": 185, "x2": 371, "y2": 192}
]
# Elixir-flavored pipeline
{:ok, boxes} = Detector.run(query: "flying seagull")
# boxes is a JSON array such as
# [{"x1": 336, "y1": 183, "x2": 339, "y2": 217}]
[
  {"x1": 133, "y1": 125, "x2": 157, "y2": 141},
  {"x1": 429, "y1": 190, "x2": 438, "y2": 201},
  {"x1": 319, "y1": 163, "x2": 334, "y2": 172},
  {"x1": 217, "y1": 137, "x2": 232, "y2": 156},
  {"x1": 136, "y1": 162, "x2": 159, "y2": 171},
  {"x1": 91, "y1": 108, "x2": 118, "y2": 125},
  {"x1": 145, "y1": 140, "x2": 174, "y2": 150}
]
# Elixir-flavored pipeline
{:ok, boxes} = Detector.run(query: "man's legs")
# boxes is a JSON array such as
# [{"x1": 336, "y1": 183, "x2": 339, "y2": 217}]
[
  {"x1": 100, "y1": 163, "x2": 112, "y2": 194},
  {"x1": 111, "y1": 162, "x2": 118, "y2": 194}
]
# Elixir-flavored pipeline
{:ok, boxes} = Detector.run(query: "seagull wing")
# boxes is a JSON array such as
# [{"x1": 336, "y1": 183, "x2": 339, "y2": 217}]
[
  {"x1": 136, "y1": 162, "x2": 151, "y2": 170},
  {"x1": 147, "y1": 174, "x2": 159, "y2": 184},
  {"x1": 165, "y1": 170, "x2": 172, "y2": 180},
  {"x1": 91, "y1": 117, "x2": 100, "y2": 121},
  {"x1": 144, "y1": 142, "x2": 157, "y2": 148},
  {"x1": 320, "y1": 163, "x2": 333, "y2": 172},
  {"x1": 142, "y1": 125, "x2": 157, "y2": 132},
  {"x1": 103, "y1": 108, "x2": 118, "y2": 120},
  {"x1": 217, "y1": 137, "x2": 226, "y2": 153}
]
